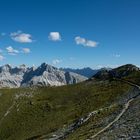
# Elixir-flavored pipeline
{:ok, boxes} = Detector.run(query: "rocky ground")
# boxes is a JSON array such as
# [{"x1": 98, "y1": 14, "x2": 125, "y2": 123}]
[{"x1": 95, "y1": 95, "x2": 140, "y2": 140}]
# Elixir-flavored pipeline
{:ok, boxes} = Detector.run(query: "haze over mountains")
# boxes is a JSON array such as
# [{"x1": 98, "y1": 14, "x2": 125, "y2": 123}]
[
  {"x1": 61, "y1": 67, "x2": 99, "y2": 78},
  {"x1": 0, "y1": 63, "x2": 87, "y2": 88}
]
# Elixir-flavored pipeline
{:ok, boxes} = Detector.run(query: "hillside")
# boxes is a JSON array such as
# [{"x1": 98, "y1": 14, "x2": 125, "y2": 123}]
[{"x1": 0, "y1": 64, "x2": 140, "y2": 140}]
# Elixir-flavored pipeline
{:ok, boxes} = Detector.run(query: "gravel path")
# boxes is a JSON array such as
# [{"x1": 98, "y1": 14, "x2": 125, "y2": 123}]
[{"x1": 89, "y1": 79, "x2": 140, "y2": 139}]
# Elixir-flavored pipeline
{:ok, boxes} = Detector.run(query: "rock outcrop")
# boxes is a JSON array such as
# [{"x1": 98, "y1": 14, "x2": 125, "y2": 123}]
[{"x1": 0, "y1": 63, "x2": 87, "y2": 88}]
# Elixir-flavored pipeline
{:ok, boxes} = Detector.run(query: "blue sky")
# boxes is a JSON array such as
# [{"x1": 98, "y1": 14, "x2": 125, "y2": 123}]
[{"x1": 0, "y1": 0, "x2": 140, "y2": 68}]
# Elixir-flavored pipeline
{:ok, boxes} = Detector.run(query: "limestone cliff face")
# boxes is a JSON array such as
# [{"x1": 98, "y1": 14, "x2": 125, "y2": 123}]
[{"x1": 0, "y1": 63, "x2": 87, "y2": 88}]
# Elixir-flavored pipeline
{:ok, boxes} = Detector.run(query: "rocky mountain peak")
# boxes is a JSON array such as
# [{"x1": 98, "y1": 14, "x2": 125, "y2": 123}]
[
  {"x1": 19, "y1": 64, "x2": 26, "y2": 69},
  {"x1": 93, "y1": 64, "x2": 140, "y2": 80},
  {"x1": 0, "y1": 64, "x2": 12, "y2": 73},
  {"x1": 93, "y1": 69, "x2": 112, "y2": 80},
  {"x1": 0, "y1": 63, "x2": 87, "y2": 88},
  {"x1": 115, "y1": 64, "x2": 139, "y2": 71},
  {"x1": 39, "y1": 63, "x2": 58, "y2": 73},
  {"x1": 40, "y1": 62, "x2": 47, "y2": 67}
]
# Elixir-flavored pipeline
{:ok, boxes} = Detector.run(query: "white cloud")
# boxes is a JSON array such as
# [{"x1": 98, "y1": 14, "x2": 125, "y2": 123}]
[
  {"x1": 52, "y1": 59, "x2": 62, "y2": 65},
  {"x1": 22, "y1": 48, "x2": 30, "y2": 53},
  {"x1": 75, "y1": 36, "x2": 98, "y2": 47},
  {"x1": 10, "y1": 31, "x2": 33, "y2": 43},
  {"x1": 49, "y1": 32, "x2": 61, "y2": 41},
  {"x1": 113, "y1": 54, "x2": 121, "y2": 58},
  {"x1": 0, "y1": 55, "x2": 4, "y2": 61},
  {"x1": 6, "y1": 46, "x2": 19, "y2": 55}
]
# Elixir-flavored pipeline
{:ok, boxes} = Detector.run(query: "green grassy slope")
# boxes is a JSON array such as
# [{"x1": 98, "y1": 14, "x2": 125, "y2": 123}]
[{"x1": 0, "y1": 79, "x2": 131, "y2": 140}]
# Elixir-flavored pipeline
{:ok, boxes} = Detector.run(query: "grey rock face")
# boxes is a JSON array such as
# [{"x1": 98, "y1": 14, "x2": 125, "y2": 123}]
[{"x1": 0, "y1": 63, "x2": 87, "y2": 88}]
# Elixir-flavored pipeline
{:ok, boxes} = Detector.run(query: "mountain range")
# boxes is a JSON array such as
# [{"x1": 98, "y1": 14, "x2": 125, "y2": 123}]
[
  {"x1": 0, "y1": 63, "x2": 87, "y2": 88},
  {"x1": 61, "y1": 67, "x2": 99, "y2": 78},
  {"x1": 0, "y1": 63, "x2": 138, "y2": 88}
]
